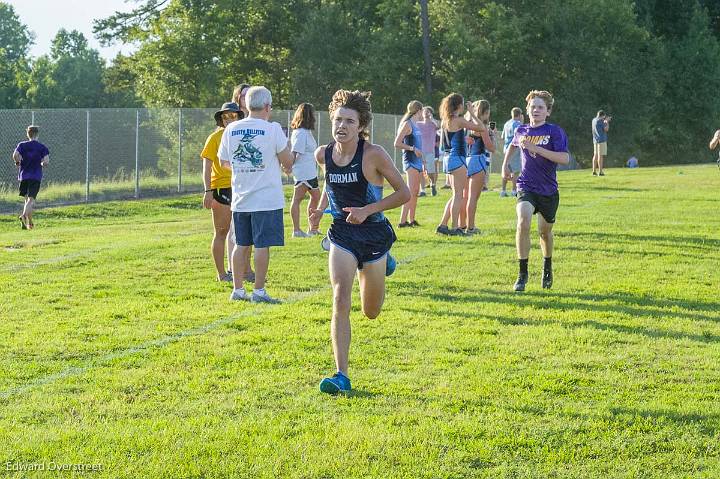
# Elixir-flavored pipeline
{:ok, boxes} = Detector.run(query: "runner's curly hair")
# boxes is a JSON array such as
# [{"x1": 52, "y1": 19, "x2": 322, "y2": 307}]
[
  {"x1": 328, "y1": 90, "x2": 372, "y2": 140},
  {"x1": 526, "y1": 90, "x2": 555, "y2": 111}
]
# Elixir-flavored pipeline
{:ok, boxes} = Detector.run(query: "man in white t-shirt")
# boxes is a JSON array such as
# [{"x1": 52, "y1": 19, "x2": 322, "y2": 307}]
[{"x1": 220, "y1": 86, "x2": 293, "y2": 303}]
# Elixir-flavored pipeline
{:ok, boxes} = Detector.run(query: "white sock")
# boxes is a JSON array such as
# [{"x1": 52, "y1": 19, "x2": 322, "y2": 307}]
[{"x1": 253, "y1": 288, "x2": 266, "y2": 296}]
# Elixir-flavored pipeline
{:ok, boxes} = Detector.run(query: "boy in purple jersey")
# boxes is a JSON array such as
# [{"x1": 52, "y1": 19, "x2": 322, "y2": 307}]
[
  {"x1": 13, "y1": 125, "x2": 50, "y2": 230},
  {"x1": 502, "y1": 91, "x2": 569, "y2": 291}
]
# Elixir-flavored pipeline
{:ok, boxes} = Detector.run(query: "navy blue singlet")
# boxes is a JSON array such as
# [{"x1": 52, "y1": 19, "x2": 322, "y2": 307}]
[
  {"x1": 469, "y1": 133, "x2": 486, "y2": 156},
  {"x1": 324, "y1": 139, "x2": 384, "y2": 224},
  {"x1": 445, "y1": 129, "x2": 466, "y2": 157}
]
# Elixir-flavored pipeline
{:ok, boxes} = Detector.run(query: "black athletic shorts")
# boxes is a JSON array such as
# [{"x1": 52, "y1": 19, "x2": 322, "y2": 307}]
[
  {"x1": 517, "y1": 189, "x2": 560, "y2": 223},
  {"x1": 327, "y1": 218, "x2": 396, "y2": 269},
  {"x1": 19, "y1": 179, "x2": 41, "y2": 199},
  {"x1": 211, "y1": 187, "x2": 232, "y2": 206},
  {"x1": 295, "y1": 177, "x2": 319, "y2": 189}
]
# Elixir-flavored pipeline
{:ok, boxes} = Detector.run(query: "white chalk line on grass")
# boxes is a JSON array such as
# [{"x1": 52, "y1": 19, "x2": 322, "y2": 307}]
[
  {"x1": 0, "y1": 252, "x2": 427, "y2": 401},
  {"x1": 2, "y1": 246, "x2": 111, "y2": 273}
]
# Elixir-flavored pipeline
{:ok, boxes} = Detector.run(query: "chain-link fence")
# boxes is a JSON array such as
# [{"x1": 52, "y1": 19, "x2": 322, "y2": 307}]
[
  {"x1": 0, "y1": 108, "x2": 576, "y2": 212},
  {"x1": 0, "y1": 108, "x2": 407, "y2": 212}
]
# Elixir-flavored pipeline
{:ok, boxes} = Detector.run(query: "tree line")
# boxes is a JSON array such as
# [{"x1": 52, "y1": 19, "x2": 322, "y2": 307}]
[{"x1": 2, "y1": 0, "x2": 720, "y2": 166}]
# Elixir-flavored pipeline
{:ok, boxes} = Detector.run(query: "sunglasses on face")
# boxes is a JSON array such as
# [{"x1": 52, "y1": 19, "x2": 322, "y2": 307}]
[{"x1": 221, "y1": 112, "x2": 239, "y2": 120}]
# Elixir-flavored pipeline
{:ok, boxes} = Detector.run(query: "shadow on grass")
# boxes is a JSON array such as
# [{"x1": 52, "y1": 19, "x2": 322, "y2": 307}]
[
  {"x1": 566, "y1": 186, "x2": 645, "y2": 193},
  {"x1": 346, "y1": 389, "x2": 380, "y2": 399},
  {"x1": 507, "y1": 404, "x2": 720, "y2": 435},
  {"x1": 469, "y1": 231, "x2": 720, "y2": 258},
  {"x1": 400, "y1": 304, "x2": 719, "y2": 344},
  {"x1": 407, "y1": 283, "x2": 720, "y2": 323},
  {"x1": 609, "y1": 406, "x2": 720, "y2": 429},
  {"x1": 398, "y1": 281, "x2": 720, "y2": 342},
  {"x1": 560, "y1": 231, "x2": 720, "y2": 252}
]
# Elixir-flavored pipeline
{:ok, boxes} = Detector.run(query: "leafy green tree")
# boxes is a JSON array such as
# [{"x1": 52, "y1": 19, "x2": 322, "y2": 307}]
[
  {"x1": 89, "y1": 0, "x2": 720, "y2": 165},
  {"x1": 102, "y1": 54, "x2": 142, "y2": 107},
  {"x1": 430, "y1": 0, "x2": 659, "y2": 166},
  {"x1": 638, "y1": 4, "x2": 720, "y2": 163},
  {"x1": 0, "y1": 2, "x2": 32, "y2": 108},
  {"x1": 94, "y1": 0, "x2": 306, "y2": 107},
  {"x1": 26, "y1": 29, "x2": 106, "y2": 108}
]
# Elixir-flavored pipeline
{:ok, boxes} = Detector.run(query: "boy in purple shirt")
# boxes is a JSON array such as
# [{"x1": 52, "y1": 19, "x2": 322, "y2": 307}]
[
  {"x1": 13, "y1": 125, "x2": 50, "y2": 229},
  {"x1": 502, "y1": 91, "x2": 569, "y2": 292}
]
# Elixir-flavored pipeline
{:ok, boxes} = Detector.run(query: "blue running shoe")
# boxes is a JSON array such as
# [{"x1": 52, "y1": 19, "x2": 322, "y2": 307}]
[
  {"x1": 321, "y1": 236, "x2": 331, "y2": 252},
  {"x1": 319, "y1": 372, "x2": 351, "y2": 394},
  {"x1": 385, "y1": 253, "x2": 396, "y2": 277}
]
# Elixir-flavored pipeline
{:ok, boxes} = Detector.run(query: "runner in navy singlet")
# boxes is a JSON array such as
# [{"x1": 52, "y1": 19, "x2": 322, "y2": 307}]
[
  {"x1": 436, "y1": 93, "x2": 486, "y2": 236},
  {"x1": 464, "y1": 100, "x2": 495, "y2": 235},
  {"x1": 309, "y1": 89, "x2": 410, "y2": 395},
  {"x1": 393, "y1": 100, "x2": 424, "y2": 228}
]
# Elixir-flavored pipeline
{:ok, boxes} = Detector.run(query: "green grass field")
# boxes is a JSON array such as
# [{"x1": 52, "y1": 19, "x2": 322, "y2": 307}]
[
  {"x1": 0, "y1": 175, "x2": 204, "y2": 214},
  {"x1": 1, "y1": 165, "x2": 719, "y2": 478}
]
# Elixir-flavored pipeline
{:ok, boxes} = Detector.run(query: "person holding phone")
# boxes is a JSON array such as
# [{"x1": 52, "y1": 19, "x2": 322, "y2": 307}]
[
  {"x1": 710, "y1": 129, "x2": 720, "y2": 168},
  {"x1": 435, "y1": 93, "x2": 486, "y2": 236},
  {"x1": 464, "y1": 100, "x2": 495, "y2": 235},
  {"x1": 591, "y1": 110, "x2": 611, "y2": 176},
  {"x1": 484, "y1": 120, "x2": 497, "y2": 191}
]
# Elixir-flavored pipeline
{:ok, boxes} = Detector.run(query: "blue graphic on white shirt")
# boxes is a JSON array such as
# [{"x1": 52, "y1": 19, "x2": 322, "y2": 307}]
[{"x1": 232, "y1": 131, "x2": 265, "y2": 168}]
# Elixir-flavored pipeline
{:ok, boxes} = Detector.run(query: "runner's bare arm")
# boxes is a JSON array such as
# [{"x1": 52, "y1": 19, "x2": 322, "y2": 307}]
[
  {"x1": 393, "y1": 121, "x2": 421, "y2": 158},
  {"x1": 278, "y1": 147, "x2": 293, "y2": 172},
  {"x1": 343, "y1": 145, "x2": 410, "y2": 224},
  {"x1": 710, "y1": 130, "x2": 720, "y2": 150},
  {"x1": 502, "y1": 145, "x2": 517, "y2": 180},
  {"x1": 519, "y1": 138, "x2": 569, "y2": 165},
  {"x1": 309, "y1": 145, "x2": 329, "y2": 228}
]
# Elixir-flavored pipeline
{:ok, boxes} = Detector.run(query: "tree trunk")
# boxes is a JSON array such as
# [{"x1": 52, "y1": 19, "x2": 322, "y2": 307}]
[{"x1": 419, "y1": 0, "x2": 432, "y2": 97}]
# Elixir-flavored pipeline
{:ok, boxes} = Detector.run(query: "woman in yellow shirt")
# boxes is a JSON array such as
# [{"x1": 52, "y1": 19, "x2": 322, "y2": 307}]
[{"x1": 201, "y1": 102, "x2": 241, "y2": 281}]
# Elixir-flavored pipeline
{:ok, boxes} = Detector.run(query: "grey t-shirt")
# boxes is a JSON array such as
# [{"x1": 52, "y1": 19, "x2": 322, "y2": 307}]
[{"x1": 592, "y1": 117, "x2": 607, "y2": 143}]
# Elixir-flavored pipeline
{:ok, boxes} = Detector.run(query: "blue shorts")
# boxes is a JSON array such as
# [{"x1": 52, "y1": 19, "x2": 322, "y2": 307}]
[
  {"x1": 328, "y1": 219, "x2": 396, "y2": 270},
  {"x1": 467, "y1": 154, "x2": 489, "y2": 177},
  {"x1": 506, "y1": 148, "x2": 522, "y2": 173},
  {"x1": 447, "y1": 154, "x2": 467, "y2": 173},
  {"x1": 233, "y1": 209, "x2": 284, "y2": 248},
  {"x1": 403, "y1": 157, "x2": 424, "y2": 173}
]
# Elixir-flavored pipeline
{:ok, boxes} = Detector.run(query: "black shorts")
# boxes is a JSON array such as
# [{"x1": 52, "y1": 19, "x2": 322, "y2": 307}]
[
  {"x1": 295, "y1": 177, "x2": 319, "y2": 189},
  {"x1": 211, "y1": 187, "x2": 232, "y2": 206},
  {"x1": 328, "y1": 219, "x2": 396, "y2": 269},
  {"x1": 19, "y1": 179, "x2": 41, "y2": 198},
  {"x1": 517, "y1": 190, "x2": 560, "y2": 223}
]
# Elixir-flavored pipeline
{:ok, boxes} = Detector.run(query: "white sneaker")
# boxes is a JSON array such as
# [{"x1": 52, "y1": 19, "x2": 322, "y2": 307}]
[
  {"x1": 292, "y1": 230, "x2": 310, "y2": 238},
  {"x1": 511, "y1": 190, "x2": 517, "y2": 197},
  {"x1": 251, "y1": 291, "x2": 280, "y2": 304},
  {"x1": 230, "y1": 289, "x2": 249, "y2": 301},
  {"x1": 307, "y1": 230, "x2": 322, "y2": 236},
  {"x1": 499, "y1": 190, "x2": 507, "y2": 197}
]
